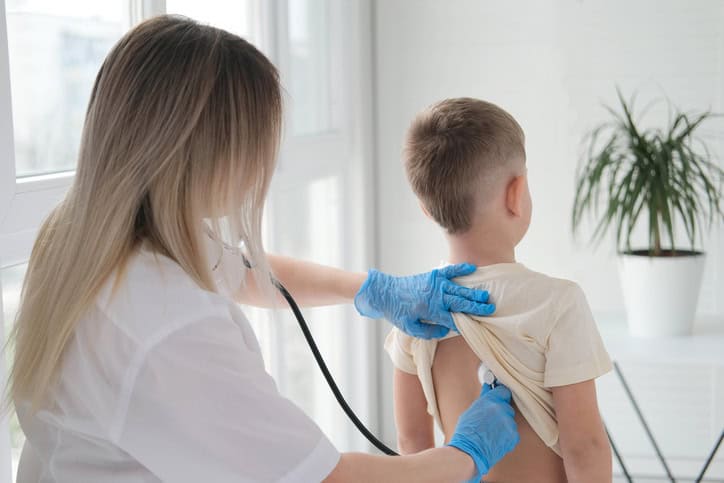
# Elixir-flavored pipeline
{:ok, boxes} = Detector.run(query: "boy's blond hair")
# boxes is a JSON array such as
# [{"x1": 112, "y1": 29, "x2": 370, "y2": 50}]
[{"x1": 404, "y1": 98, "x2": 526, "y2": 234}]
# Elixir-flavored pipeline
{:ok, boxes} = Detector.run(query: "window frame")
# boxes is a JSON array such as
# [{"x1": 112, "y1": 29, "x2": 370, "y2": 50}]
[
  {"x1": 0, "y1": 0, "x2": 155, "y2": 270},
  {"x1": 0, "y1": 1, "x2": 18, "y2": 478},
  {"x1": 265, "y1": 0, "x2": 378, "y2": 452},
  {"x1": 0, "y1": 0, "x2": 16, "y2": 264}
]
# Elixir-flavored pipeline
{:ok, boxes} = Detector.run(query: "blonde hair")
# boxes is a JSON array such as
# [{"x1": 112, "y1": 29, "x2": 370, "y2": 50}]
[
  {"x1": 404, "y1": 97, "x2": 525, "y2": 234},
  {"x1": 5, "y1": 15, "x2": 282, "y2": 410}
]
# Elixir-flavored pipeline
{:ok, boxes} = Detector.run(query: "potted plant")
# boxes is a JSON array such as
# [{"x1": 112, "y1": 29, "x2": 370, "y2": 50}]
[{"x1": 572, "y1": 90, "x2": 724, "y2": 337}]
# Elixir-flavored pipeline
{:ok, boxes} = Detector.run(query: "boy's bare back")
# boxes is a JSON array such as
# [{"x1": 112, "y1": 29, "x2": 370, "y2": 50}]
[{"x1": 433, "y1": 336, "x2": 567, "y2": 482}]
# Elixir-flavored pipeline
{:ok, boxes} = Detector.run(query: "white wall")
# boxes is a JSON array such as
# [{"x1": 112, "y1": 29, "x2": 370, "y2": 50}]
[{"x1": 373, "y1": 0, "x2": 724, "y2": 452}]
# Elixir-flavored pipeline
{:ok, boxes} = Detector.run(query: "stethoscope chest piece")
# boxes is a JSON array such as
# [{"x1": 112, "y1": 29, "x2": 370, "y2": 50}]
[{"x1": 478, "y1": 363, "x2": 497, "y2": 388}]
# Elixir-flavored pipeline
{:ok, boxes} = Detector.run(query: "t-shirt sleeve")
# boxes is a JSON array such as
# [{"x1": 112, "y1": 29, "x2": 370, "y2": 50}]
[
  {"x1": 543, "y1": 283, "x2": 613, "y2": 388},
  {"x1": 113, "y1": 315, "x2": 340, "y2": 483},
  {"x1": 383, "y1": 328, "x2": 417, "y2": 375}
]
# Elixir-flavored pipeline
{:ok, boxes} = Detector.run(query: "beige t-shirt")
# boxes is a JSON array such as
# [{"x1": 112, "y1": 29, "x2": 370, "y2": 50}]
[{"x1": 384, "y1": 263, "x2": 612, "y2": 455}]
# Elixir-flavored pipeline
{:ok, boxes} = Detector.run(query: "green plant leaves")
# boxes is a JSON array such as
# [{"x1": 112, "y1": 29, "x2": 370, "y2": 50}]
[{"x1": 571, "y1": 90, "x2": 724, "y2": 255}]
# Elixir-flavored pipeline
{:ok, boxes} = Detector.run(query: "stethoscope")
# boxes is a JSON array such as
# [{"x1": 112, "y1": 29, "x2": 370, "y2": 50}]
[
  {"x1": 208, "y1": 233, "x2": 398, "y2": 455},
  {"x1": 213, "y1": 234, "x2": 496, "y2": 456},
  {"x1": 273, "y1": 265, "x2": 498, "y2": 455},
  {"x1": 273, "y1": 275, "x2": 399, "y2": 455}
]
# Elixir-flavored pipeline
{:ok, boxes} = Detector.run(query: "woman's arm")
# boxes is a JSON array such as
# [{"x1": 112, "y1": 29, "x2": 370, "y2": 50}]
[
  {"x1": 326, "y1": 384, "x2": 519, "y2": 482},
  {"x1": 237, "y1": 254, "x2": 366, "y2": 307},
  {"x1": 393, "y1": 369, "x2": 435, "y2": 454},
  {"x1": 325, "y1": 446, "x2": 475, "y2": 483},
  {"x1": 552, "y1": 380, "x2": 612, "y2": 483},
  {"x1": 236, "y1": 255, "x2": 495, "y2": 341}
]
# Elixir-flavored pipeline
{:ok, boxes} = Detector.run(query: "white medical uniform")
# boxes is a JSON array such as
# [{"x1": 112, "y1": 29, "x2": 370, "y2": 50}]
[{"x1": 16, "y1": 240, "x2": 340, "y2": 482}]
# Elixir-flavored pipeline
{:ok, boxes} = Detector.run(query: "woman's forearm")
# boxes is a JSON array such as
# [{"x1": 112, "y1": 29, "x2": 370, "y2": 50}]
[
  {"x1": 237, "y1": 254, "x2": 367, "y2": 308},
  {"x1": 324, "y1": 447, "x2": 475, "y2": 483}
]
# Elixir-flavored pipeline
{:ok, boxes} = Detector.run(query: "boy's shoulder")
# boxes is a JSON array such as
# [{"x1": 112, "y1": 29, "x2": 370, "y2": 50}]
[
  {"x1": 456, "y1": 264, "x2": 589, "y2": 313},
  {"x1": 521, "y1": 267, "x2": 585, "y2": 296},
  {"x1": 516, "y1": 266, "x2": 591, "y2": 310},
  {"x1": 510, "y1": 268, "x2": 595, "y2": 330},
  {"x1": 458, "y1": 263, "x2": 582, "y2": 290}
]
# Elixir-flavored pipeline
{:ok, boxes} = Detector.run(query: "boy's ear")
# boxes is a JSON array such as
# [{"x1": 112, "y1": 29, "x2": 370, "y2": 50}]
[
  {"x1": 505, "y1": 175, "x2": 526, "y2": 217},
  {"x1": 418, "y1": 200, "x2": 433, "y2": 219}
]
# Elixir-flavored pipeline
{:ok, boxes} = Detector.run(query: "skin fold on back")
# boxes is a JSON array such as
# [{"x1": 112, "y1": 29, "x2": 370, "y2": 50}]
[{"x1": 432, "y1": 336, "x2": 567, "y2": 483}]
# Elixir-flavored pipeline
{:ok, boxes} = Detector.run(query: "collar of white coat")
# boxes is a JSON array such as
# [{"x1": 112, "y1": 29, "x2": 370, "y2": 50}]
[{"x1": 94, "y1": 233, "x2": 247, "y2": 310}]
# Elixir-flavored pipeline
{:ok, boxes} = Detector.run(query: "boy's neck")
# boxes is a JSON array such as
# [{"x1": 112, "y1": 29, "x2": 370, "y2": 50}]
[{"x1": 446, "y1": 224, "x2": 516, "y2": 267}]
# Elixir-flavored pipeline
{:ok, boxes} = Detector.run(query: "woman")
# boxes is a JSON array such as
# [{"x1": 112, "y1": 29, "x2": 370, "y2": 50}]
[{"x1": 7, "y1": 16, "x2": 518, "y2": 482}]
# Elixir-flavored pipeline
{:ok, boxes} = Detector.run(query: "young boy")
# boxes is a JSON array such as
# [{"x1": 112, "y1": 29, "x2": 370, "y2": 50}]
[{"x1": 385, "y1": 98, "x2": 613, "y2": 482}]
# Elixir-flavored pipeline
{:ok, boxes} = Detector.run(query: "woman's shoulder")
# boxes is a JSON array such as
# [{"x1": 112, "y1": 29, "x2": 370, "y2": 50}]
[
  {"x1": 49, "y1": 252, "x2": 261, "y2": 450},
  {"x1": 91, "y1": 249, "x2": 233, "y2": 345}
]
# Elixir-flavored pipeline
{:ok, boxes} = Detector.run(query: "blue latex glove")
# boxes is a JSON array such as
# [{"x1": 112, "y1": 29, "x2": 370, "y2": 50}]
[
  {"x1": 353, "y1": 264, "x2": 495, "y2": 339},
  {"x1": 448, "y1": 384, "x2": 519, "y2": 482}
]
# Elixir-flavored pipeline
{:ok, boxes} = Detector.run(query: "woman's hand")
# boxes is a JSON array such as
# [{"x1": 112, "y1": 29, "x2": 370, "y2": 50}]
[
  {"x1": 325, "y1": 384, "x2": 519, "y2": 483},
  {"x1": 448, "y1": 384, "x2": 520, "y2": 482},
  {"x1": 353, "y1": 263, "x2": 495, "y2": 338}
]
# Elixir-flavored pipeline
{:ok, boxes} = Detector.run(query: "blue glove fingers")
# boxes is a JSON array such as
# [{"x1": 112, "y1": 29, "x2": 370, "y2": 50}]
[
  {"x1": 486, "y1": 384, "x2": 512, "y2": 403},
  {"x1": 447, "y1": 382, "x2": 519, "y2": 480},
  {"x1": 443, "y1": 294, "x2": 496, "y2": 317},
  {"x1": 484, "y1": 385, "x2": 515, "y2": 418},
  {"x1": 486, "y1": 385, "x2": 519, "y2": 450},
  {"x1": 443, "y1": 282, "x2": 490, "y2": 303},
  {"x1": 437, "y1": 263, "x2": 478, "y2": 280},
  {"x1": 353, "y1": 266, "x2": 484, "y2": 338}
]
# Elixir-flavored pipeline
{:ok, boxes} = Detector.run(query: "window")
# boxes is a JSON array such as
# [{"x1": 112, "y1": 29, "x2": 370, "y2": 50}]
[
  {"x1": 5, "y1": 0, "x2": 126, "y2": 177},
  {"x1": 268, "y1": 176, "x2": 349, "y2": 445},
  {"x1": 165, "y1": 0, "x2": 255, "y2": 40},
  {"x1": 287, "y1": 0, "x2": 334, "y2": 136}
]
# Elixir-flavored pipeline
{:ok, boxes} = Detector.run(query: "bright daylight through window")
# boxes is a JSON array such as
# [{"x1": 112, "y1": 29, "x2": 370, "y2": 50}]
[
  {"x1": 5, "y1": 0, "x2": 125, "y2": 177},
  {"x1": 165, "y1": 0, "x2": 254, "y2": 40}
]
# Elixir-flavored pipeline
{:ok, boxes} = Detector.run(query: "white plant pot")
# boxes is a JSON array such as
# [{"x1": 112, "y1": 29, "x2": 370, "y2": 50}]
[{"x1": 618, "y1": 252, "x2": 705, "y2": 337}]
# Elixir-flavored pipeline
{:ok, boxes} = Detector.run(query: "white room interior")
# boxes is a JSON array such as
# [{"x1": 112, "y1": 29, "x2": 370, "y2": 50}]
[
  {"x1": 373, "y1": 2, "x2": 724, "y2": 480},
  {"x1": 1, "y1": 1, "x2": 723, "y2": 481}
]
